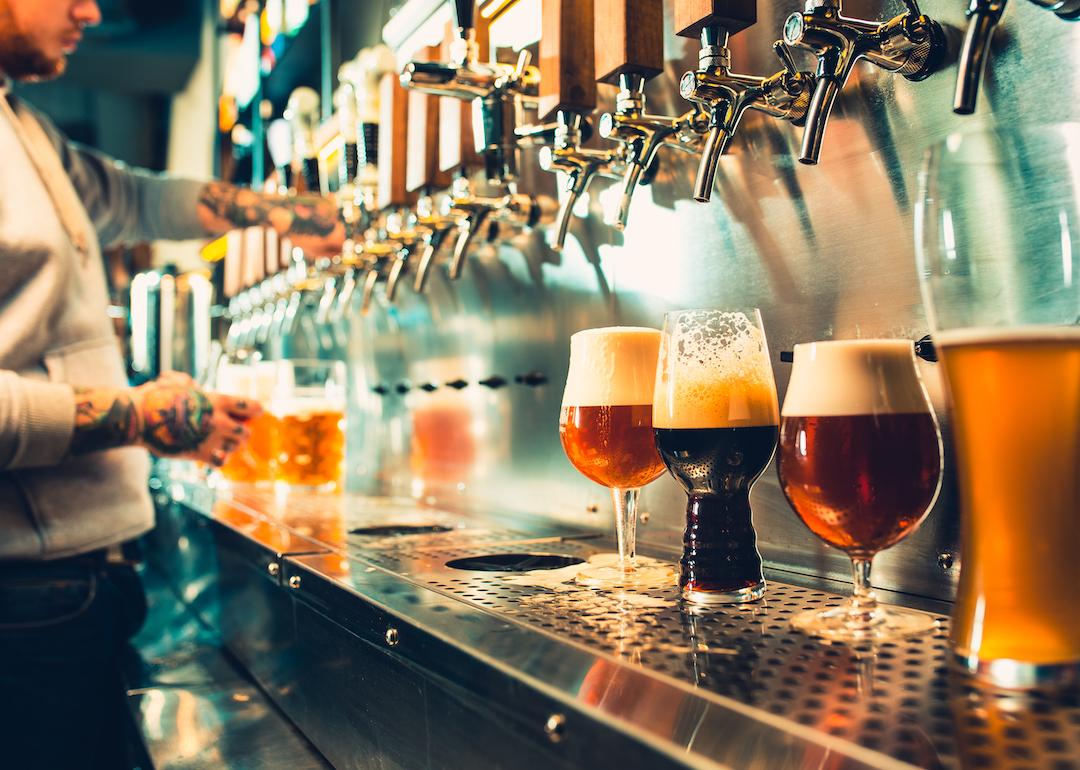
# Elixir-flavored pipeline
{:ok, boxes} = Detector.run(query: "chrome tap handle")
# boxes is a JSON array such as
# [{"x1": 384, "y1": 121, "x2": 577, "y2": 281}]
[
  {"x1": 773, "y1": 40, "x2": 799, "y2": 76},
  {"x1": 450, "y1": 207, "x2": 491, "y2": 280},
  {"x1": 413, "y1": 226, "x2": 454, "y2": 294},
  {"x1": 954, "y1": 0, "x2": 1006, "y2": 115},
  {"x1": 385, "y1": 247, "x2": 410, "y2": 302},
  {"x1": 360, "y1": 266, "x2": 381, "y2": 315},
  {"x1": 693, "y1": 117, "x2": 732, "y2": 203},
  {"x1": 798, "y1": 64, "x2": 842, "y2": 166}
]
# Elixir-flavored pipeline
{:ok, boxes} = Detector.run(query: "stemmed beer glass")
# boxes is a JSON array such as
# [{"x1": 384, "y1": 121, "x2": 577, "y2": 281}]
[
  {"x1": 778, "y1": 340, "x2": 943, "y2": 642},
  {"x1": 559, "y1": 327, "x2": 670, "y2": 587},
  {"x1": 652, "y1": 309, "x2": 779, "y2": 605}
]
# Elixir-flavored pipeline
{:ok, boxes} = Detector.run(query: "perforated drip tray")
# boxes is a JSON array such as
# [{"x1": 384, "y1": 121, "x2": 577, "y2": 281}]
[{"x1": 409, "y1": 551, "x2": 1080, "y2": 770}]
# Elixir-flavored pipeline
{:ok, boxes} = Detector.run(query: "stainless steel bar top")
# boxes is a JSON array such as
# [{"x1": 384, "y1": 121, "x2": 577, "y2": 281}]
[{"x1": 155, "y1": 472, "x2": 1080, "y2": 770}]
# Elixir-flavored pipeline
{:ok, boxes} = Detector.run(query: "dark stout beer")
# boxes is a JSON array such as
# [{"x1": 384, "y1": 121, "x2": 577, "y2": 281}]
[
  {"x1": 655, "y1": 425, "x2": 778, "y2": 596},
  {"x1": 778, "y1": 413, "x2": 941, "y2": 555}
]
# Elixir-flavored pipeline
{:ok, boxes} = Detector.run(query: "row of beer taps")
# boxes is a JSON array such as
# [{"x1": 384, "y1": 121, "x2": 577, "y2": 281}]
[{"x1": 224, "y1": 0, "x2": 1078, "y2": 358}]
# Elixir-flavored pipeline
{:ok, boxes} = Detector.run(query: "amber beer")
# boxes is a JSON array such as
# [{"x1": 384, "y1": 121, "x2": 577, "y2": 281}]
[
  {"x1": 560, "y1": 405, "x2": 665, "y2": 488},
  {"x1": 221, "y1": 412, "x2": 280, "y2": 484},
  {"x1": 779, "y1": 413, "x2": 941, "y2": 555},
  {"x1": 653, "y1": 309, "x2": 780, "y2": 604},
  {"x1": 939, "y1": 328, "x2": 1080, "y2": 669},
  {"x1": 275, "y1": 402, "x2": 346, "y2": 488}
]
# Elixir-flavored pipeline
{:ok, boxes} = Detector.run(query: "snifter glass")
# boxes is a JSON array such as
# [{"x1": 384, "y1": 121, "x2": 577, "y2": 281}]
[
  {"x1": 778, "y1": 340, "x2": 943, "y2": 642},
  {"x1": 653, "y1": 309, "x2": 779, "y2": 605},
  {"x1": 559, "y1": 327, "x2": 670, "y2": 588},
  {"x1": 916, "y1": 123, "x2": 1080, "y2": 688}
]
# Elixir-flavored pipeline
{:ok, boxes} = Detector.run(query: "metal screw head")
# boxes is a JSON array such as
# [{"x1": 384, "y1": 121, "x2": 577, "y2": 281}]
[
  {"x1": 544, "y1": 713, "x2": 567, "y2": 743},
  {"x1": 937, "y1": 552, "x2": 954, "y2": 571},
  {"x1": 639, "y1": 511, "x2": 650, "y2": 524},
  {"x1": 385, "y1": 627, "x2": 400, "y2": 647},
  {"x1": 586, "y1": 504, "x2": 599, "y2": 514},
  {"x1": 288, "y1": 575, "x2": 302, "y2": 589},
  {"x1": 267, "y1": 562, "x2": 280, "y2": 577}
]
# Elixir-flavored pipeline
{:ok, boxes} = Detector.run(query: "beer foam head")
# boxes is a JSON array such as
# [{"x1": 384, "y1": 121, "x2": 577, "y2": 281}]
[
  {"x1": 562, "y1": 327, "x2": 662, "y2": 407},
  {"x1": 216, "y1": 363, "x2": 253, "y2": 398},
  {"x1": 653, "y1": 310, "x2": 778, "y2": 429},
  {"x1": 781, "y1": 339, "x2": 931, "y2": 417}
]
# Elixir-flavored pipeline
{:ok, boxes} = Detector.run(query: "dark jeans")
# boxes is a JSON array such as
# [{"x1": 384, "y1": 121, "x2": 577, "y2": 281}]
[{"x1": 0, "y1": 553, "x2": 147, "y2": 770}]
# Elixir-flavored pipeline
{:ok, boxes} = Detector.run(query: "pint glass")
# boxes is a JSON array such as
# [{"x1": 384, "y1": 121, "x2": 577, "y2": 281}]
[
  {"x1": 215, "y1": 361, "x2": 279, "y2": 484},
  {"x1": 917, "y1": 123, "x2": 1080, "y2": 688},
  {"x1": 272, "y1": 360, "x2": 347, "y2": 490},
  {"x1": 653, "y1": 309, "x2": 779, "y2": 604},
  {"x1": 559, "y1": 327, "x2": 670, "y2": 587}
]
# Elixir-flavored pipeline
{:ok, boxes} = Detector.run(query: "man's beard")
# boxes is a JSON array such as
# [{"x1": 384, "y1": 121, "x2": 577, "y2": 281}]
[{"x1": 0, "y1": 3, "x2": 66, "y2": 81}]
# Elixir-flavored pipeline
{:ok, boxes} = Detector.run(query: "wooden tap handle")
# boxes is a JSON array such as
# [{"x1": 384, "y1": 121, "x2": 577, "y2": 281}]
[
  {"x1": 594, "y1": 0, "x2": 664, "y2": 85},
  {"x1": 439, "y1": 20, "x2": 488, "y2": 172},
  {"x1": 538, "y1": 0, "x2": 597, "y2": 122},
  {"x1": 377, "y1": 71, "x2": 416, "y2": 208},
  {"x1": 673, "y1": 0, "x2": 756, "y2": 40},
  {"x1": 407, "y1": 45, "x2": 452, "y2": 192}
]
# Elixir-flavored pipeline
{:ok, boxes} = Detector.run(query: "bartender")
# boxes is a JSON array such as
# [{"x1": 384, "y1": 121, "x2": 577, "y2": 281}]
[{"x1": 0, "y1": 1, "x2": 344, "y2": 767}]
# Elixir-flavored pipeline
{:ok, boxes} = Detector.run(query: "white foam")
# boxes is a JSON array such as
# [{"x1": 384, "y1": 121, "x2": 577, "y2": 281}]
[
  {"x1": 935, "y1": 325, "x2": 1080, "y2": 347},
  {"x1": 271, "y1": 396, "x2": 345, "y2": 418},
  {"x1": 562, "y1": 327, "x2": 662, "y2": 407},
  {"x1": 781, "y1": 339, "x2": 932, "y2": 417},
  {"x1": 653, "y1": 310, "x2": 778, "y2": 429},
  {"x1": 215, "y1": 363, "x2": 253, "y2": 397}
]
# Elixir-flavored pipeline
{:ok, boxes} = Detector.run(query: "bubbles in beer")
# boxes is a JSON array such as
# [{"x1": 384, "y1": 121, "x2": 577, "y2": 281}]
[{"x1": 653, "y1": 310, "x2": 778, "y2": 429}]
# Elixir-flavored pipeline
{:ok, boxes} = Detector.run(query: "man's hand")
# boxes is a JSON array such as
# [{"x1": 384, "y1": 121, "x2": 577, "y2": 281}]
[
  {"x1": 71, "y1": 373, "x2": 263, "y2": 466},
  {"x1": 195, "y1": 181, "x2": 345, "y2": 257}
]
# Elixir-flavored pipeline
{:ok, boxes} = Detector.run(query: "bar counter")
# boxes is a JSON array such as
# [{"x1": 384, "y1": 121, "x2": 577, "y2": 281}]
[{"x1": 144, "y1": 465, "x2": 1080, "y2": 770}]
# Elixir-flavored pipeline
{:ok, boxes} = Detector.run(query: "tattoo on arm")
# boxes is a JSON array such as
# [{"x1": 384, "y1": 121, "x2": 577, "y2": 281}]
[
  {"x1": 70, "y1": 388, "x2": 141, "y2": 455},
  {"x1": 196, "y1": 181, "x2": 339, "y2": 239},
  {"x1": 137, "y1": 385, "x2": 215, "y2": 456}
]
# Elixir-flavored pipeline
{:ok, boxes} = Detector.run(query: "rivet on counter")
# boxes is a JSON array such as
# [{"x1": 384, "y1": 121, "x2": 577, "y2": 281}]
[
  {"x1": 267, "y1": 562, "x2": 280, "y2": 577},
  {"x1": 544, "y1": 713, "x2": 567, "y2": 743},
  {"x1": 937, "y1": 552, "x2": 954, "y2": 571},
  {"x1": 385, "y1": 627, "x2": 400, "y2": 647},
  {"x1": 288, "y1": 575, "x2": 302, "y2": 589}
]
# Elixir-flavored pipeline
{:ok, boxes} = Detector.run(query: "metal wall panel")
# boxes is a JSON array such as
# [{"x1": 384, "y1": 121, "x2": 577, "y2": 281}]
[{"x1": 336, "y1": 0, "x2": 1080, "y2": 602}]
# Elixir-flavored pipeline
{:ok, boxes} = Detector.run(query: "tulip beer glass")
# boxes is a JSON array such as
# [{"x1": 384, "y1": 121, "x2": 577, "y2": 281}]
[
  {"x1": 778, "y1": 340, "x2": 943, "y2": 642},
  {"x1": 559, "y1": 327, "x2": 669, "y2": 587}
]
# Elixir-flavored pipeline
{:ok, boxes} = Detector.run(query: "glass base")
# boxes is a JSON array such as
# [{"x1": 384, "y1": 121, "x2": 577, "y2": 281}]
[
  {"x1": 952, "y1": 652, "x2": 1080, "y2": 691},
  {"x1": 575, "y1": 561, "x2": 675, "y2": 589},
  {"x1": 792, "y1": 603, "x2": 937, "y2": 642},
  {"x1": 682, "y1": 580, "x2": 766, "y2": 606}
]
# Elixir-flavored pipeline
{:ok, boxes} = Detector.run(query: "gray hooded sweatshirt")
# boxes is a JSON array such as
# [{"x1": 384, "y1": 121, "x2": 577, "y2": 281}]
[{"x1": 1, "y1": 80, "x2": 208, "y2": 560}]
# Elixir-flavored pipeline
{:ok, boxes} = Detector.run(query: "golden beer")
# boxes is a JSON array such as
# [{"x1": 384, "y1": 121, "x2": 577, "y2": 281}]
[
  {"x1": 939, "y1": 328, "x2": 1080, "y2": 668},
  {"x1": 221, "y1": 412, "x2": 280, "y2": 483},
  {"x1": 274, "y1": 405, "x2": 346, "y2": 488}
]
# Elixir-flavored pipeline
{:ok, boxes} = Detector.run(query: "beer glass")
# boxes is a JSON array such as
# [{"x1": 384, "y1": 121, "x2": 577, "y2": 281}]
[
  {"x1": 214, "y1": 361, "x2": 279, "y2": 484},
  {"x1": 272, "y1": 360, "x2": 347, "y2": 490},
  {"x1": 778, "y1": 340, "x2": 943, "y2": 642},
  {"x1": 916, "y1": 123, "x2": 1080, "y2": 688},
  {"x1": 559, "y1": 327, "x2": 670, "y2": 587},
  {"x1": 653, "y1": 309, "x2": 779, "y2": 604}
]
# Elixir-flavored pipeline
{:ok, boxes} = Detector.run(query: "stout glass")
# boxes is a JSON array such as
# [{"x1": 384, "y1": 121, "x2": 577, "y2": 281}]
[
  {"x1": 272, "y1": 360, "x2": 347, "y2": 490},
  {"x1": 917, "y1": 123, "x2": 1080, "y2": 688},
  {"x1": 559, "y1": 327, "x2": 669, "y2": 587},
  {"x1": 653, "y1": 309, "x2": 779, "y2": 604},
  {"x1": 778, "y1": 340, "x2": 943, "y2": 642}
]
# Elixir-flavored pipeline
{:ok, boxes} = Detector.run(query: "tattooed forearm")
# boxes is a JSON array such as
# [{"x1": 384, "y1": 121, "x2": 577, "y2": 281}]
[
  {"x1": 196, "y1": 181, "x2": 338, "y2": 239},
  {"x1": 70, "y1": 388, "x2": 141, "y2": 455},
  {"x1": 136, "y1": 384, "x2": 215, "y2": 456}
]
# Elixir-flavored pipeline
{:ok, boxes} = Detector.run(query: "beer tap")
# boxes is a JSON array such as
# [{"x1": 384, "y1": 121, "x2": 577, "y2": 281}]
[
  {"x1": 359, "y1": 238, "x2": 400, "y2": 315},
  {"x1": 595, "y1": 0, "x2": 707, "y2": 227},
  {"x1": 954, "y1": 0, "x2": 1079, "y2": 115},
  {"x1": 265, "y1": 118, "x2": 294, "y2": 194},
  {"x1": 675, "y1": 1, "x2": 814, "y2": 203},
  {"x1": 284, "y1": 87, "x2": 323, "y2": 193},
  {"x1": 782, "y1": 0, "x2": 947, "y2": 165},
  {"x1": 522, "y1": 0, "x2": 618, "y2": 252},
  {"x1": 400, "y1": 2, "x2": 536, "y2": 187},
  {"x1": 411, "y1": 194, "x2": 458, "y2": 294}
]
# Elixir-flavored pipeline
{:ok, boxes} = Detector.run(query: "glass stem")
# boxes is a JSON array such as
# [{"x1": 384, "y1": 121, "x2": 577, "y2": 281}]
[
  {"x1": 612, "y1": 487, "x2": 640, "y2": 571},
  {"x1": 847, "y1": 556, "x2": 880, "y2": 626}
]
